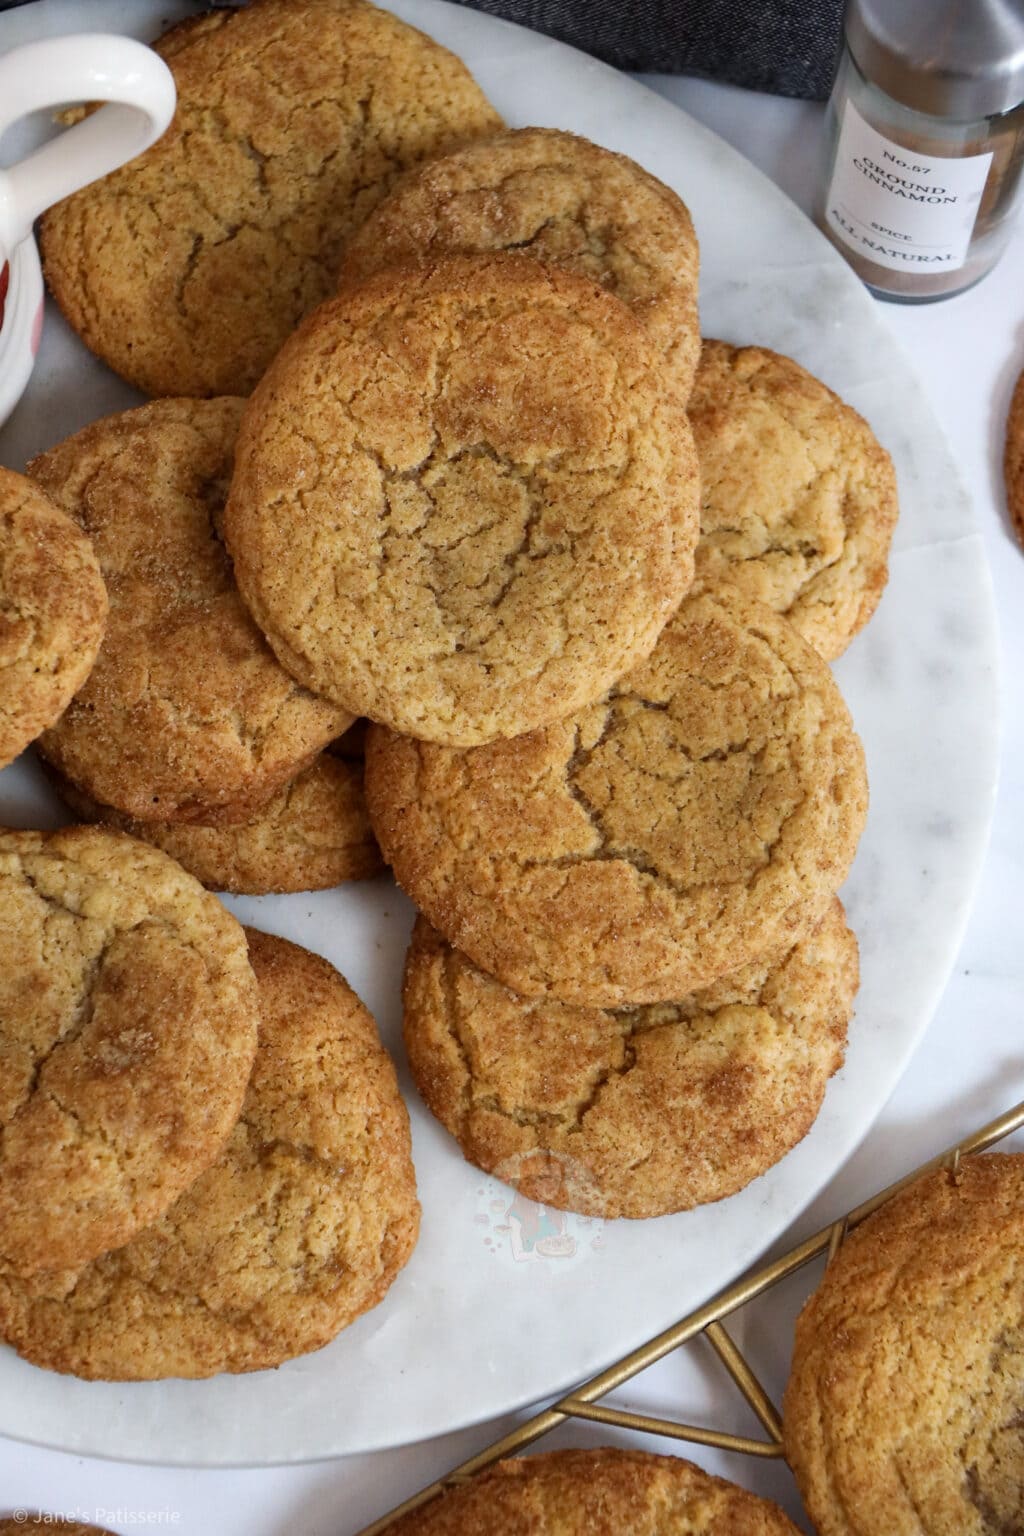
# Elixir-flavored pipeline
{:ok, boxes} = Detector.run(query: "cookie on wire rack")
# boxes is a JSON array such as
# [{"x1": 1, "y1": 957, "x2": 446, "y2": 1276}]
[
  {"x1": 0, "y1": 929, "x2": 419, "y2": 1379},
  {"x1": 381, "y1": 1448, "x2": 803, "y2": 1533},
  {"x1": 0, "y1": 1522, "x2": 115, "y2": 1535},
  {"x1": 784, "y1": 1152, "x2": 1024, "y2": 1536},
  {"x1": 402, "y1": 900, "x2": 857, "y2": 1219}
]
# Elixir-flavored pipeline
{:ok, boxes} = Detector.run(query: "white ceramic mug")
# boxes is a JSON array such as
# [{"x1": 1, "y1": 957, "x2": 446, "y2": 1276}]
[{"x1": 0, "y1": 33, "x2": 176, "y2": 427}]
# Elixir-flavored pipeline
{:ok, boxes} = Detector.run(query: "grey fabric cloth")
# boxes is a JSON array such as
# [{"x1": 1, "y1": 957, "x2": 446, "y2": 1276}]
[
  {"x1": 0, "y1": 0, "x2": 843, "y2": 99},
  {"x1": 451, "y1": 0, "x2": 845, "y2": 99}
]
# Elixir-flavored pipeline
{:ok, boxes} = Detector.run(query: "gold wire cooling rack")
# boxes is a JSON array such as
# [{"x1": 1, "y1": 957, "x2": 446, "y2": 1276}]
[{"x1": 357, "y1": 1095, "x2": 1024, "y2": 1533}]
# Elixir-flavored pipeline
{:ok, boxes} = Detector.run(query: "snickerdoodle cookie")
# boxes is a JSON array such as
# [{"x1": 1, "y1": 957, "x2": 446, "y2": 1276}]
[
  {"x1": 0, "y1": 467, "x2": 107, "y2": 770},
  {"x1": 225, "y1": 254, "x2": 700, "y2": 745},
  {"x1": 340, "y1": 127, "x2": 701, "y2": 403},
  {"x1": 40, "y1": 0, "x2": 502, "y2": 397},
  {"x1": 0, "y1": 929, "x2": 419, "y2": 1379},
  {"x1": 403, "y1": 900, "x2": 856, "y2": 1218},
  {"x1": 0, "y1": 1524, "x2": 113, "y2": 1535},
  {"x1": 0, "y1": 826, "x2": 258, "y2": 1277},
  {"x1": 689, "y1": 341, "x2": 898, "y2": 659},
  {"x1": 50, "y1": 751, "x2": 381, "y2": 894},
  {"x1": 383, "y1": 1449, "x2": 802, "y2": 1534},
  {"x1": 1006, "y1": 363, "x2": 1024, "y2": 544},
  {"x1": 784, "y1": 1153, "x2": 1024, "y2": 1536},
  {"x1": 367, "y1": 585, "x2": 867, "y2": 1005},
  {"x1": 30, "y1": 397, "x2": 349, "y2": 823}
]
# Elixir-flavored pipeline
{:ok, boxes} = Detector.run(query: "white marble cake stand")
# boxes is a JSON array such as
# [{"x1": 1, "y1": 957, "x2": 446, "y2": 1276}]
[{"x1": 0, "y1": 0, "x2": 998, "y2": 1467}]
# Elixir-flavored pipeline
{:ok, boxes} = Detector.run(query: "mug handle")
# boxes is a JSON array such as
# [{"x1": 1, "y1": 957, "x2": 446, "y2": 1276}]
[{"x1": 0, "y1": 33, "x2": 176, "y2": 249}]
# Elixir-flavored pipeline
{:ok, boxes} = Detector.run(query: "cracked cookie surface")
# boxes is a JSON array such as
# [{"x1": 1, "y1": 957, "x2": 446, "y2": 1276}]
[
  {"x1": 367, "y1": 585, "x2": 867, "y2": 1005},
  {"x1": 689, "y1": 341, "x2": 898, "y2": 659},
  {"x1": 403, "y1": 901, "x2": 856, "y2": 1218},
  {"x1": 384, "y1": 1448, "x2": 802, "y2": 1533},
  {"x1": 1005, "y1": 364, "x2": 1024, "y2": 546},
  {"x1": 48, "y1": 748, "x2": 381, "y2": 894},
  {"x1": 0, "y1": 825, "x2": 258, "y2": 1277},
  {"x1": 224, "y1": 254, "x2": 700, "y2": 745},
  {"x1": 0, "y1": 467, "x2": 107, "y2": 770},
  {"x1": 784, "y1": 1154, "x2": 1024, "y2": 1536},
  {"x1": 0, "y1": 927, "x2": 420, "y2": 1379},
  {"x1": 39, "y1": 0, "x2": 502, "y2": 398},
  {"x1": 339, "y1": 126, "x2": 701, "y2": 404},
  {"x1": 30, "y1": 397, "x2": 349, "y2": 823}
]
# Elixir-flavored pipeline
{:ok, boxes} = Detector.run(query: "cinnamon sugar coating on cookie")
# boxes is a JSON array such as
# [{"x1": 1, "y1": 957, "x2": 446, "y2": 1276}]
[
  {"x1": 225, "y1": 254, "x2": 700, "y2": 745},
  {"x1": 367, "y1": 586, "x2": 867, "y2": 1005},
  {"x1": 30, "y1": 398, "x2": 349, "y2": 823},
  {"x1": 383, "y1": 1448, "x2": 802, "y2": 1533},
  {"x1": 0, "y1": 826, "x2": 258, "y2": 1276},
  {"x1": 0, "y1": 929, "x2": 419, "y2": 1379},
  {"x1": 0, "y1": 1523, "x2": 114, "y2": 1535},
  {"x1": 784, "y1": 1154, "x2": 1024, "y2": 1536},
  {"x1": 40, "y1": 0, "x2": 503, "y2": 397},
  {"x1": 50, "y1": 751, "x2": 381, "y2": 894},
  {"x1": 0, "y1": 467, "x2": 107, "y2": 770},
  {"x1": 340, "y1": 126, "x2": 701, "y2": 403},
  {"x1": 403, "y1": 901, "x2": 856, "y2": 1218},
  {"x1": 1005, "y1": 364, "x2": 1024, "y2": 545},
  {"x1": 689, "y1": 341, "x2": 898, "y2": 659}
]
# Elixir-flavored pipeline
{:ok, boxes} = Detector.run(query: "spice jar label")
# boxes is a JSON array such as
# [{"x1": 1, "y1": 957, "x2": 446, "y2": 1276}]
[{"x1": 824, "y1": 100, "x2": 993, "y2": 273}]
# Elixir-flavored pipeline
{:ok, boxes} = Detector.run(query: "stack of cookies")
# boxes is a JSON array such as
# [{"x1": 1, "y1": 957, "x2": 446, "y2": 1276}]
[
  {"x1": 0, "y1": 0, "x2": 901, "y2": 1398},
  {"x1": 25, "y1": 397, "x2": 381, "y2": 896},
  {"x1": 372, "y1": 584, "x2": 866, "y2": 1218},
  {"x1": 0, "y1": 825, "x2": 419, "y2": 1380},
  {"x1": 214, "y1": 110, "x2": 883, "y2": 1224},
  {"x1": 319, "y1": 119, "x2": 893, "y2": 1221}
]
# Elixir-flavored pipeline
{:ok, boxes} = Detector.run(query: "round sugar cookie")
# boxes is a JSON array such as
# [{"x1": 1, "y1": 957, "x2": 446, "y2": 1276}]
[
  {"x1": 403, "y1": 900, "x2": 857, "y2": 1218},
  {"x1": 39, "y1": 0, "x2": 502, "y2": 398},
  {"x1": 0, "y1": 826, "x2": 258, "y2": 1276},
  {"x1": 784, "y1": 1153, "x2": 1024, "y2": 1536},
  {"x1": 49, "y1": 751, "x2": 382, "y2": 894},
  {"x1": 0, "y1": 928, "x2": 419, "y2": 1379},
  {"x1": 367, "y1": 585, "x2": 868, "y2": 1006},
  {"x1": 224, "y1": 254, "x2": 700, "y2": 745},
  {"x1": 689, "y1": 341, "x2": 898, "y2": 659},
  {"x1": 30, "y1": 397, "x2": 350, "y2": 823},
  {"x1": 0, "y1": 1523, "x2": 114, "y2": 1535},
  {"x1": 0, "y1": 466, "x2": 107, "y2": 770},
  {"x1": 383, "y1": 1449, "x2": 802, "y2": 1534},
  {"x1": 340, "y1": 126, "x2": 701, "y2": 402}
]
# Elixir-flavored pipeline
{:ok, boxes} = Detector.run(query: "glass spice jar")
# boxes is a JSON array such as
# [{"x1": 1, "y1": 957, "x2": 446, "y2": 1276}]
[{"x1": 817, "y1": 0, "x2": 1024, "y2": 302}]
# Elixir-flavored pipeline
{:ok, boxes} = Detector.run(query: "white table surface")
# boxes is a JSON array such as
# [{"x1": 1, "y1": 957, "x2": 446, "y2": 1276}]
[{"x1": 2, "y1": 64, "x2": 1022, "y2": 1536}]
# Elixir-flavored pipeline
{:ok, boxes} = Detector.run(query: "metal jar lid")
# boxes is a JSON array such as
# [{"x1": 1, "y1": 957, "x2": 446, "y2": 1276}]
[{"x1": 846, "y1": 0, "x2": 1024, "y2": 120}]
